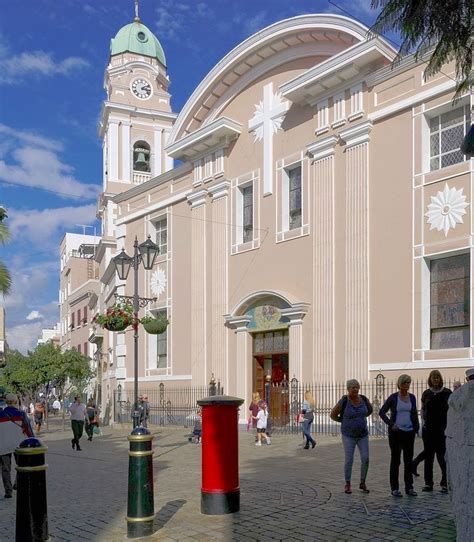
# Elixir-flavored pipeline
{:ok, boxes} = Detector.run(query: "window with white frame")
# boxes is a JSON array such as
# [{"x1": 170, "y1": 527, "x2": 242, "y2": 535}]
[
  {"x1": 242, "y1": 184, "x2": 253, "y2": 243},
  {"x1": 316, "y1": 99, "x2": 329, "y2": 131},
  {"x1": 429, "y1": 105, "x2": 469, "y2": 171},
  {"x1": 350, "y1": 84, "x2": 363, "y2": 116},
  {"x1": 333, "y1": 93, "x2": 345, "y2": 124},
  {"x1": 430, "y1": 253, "x2": 470, "y2": 349},
  {"x1": 154, "y1": 217, "x2": 167, "y2": 255},
  {"x1": 156, "y1": 309, "x2": 167, "y2": 369},
  {"x1": 287, "y1": 165, "x2": 302, "y2": 230}
]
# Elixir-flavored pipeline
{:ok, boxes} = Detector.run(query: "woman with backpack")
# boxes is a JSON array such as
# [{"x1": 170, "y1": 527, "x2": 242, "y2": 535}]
[
  {"x1": 301, "y1": 390, "x2": 317, "y2": 449},
  {"x1": 330, "y1": 379, "x2": 373, "y2": 494}
]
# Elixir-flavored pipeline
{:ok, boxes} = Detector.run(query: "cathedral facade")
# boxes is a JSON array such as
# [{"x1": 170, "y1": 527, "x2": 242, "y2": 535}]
[{"x1": 90, "y1": 13, "x2": 473, "y2": 414}]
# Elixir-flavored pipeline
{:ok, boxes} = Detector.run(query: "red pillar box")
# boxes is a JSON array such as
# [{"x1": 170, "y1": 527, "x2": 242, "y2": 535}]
[{"x1": 197, "y1": 395, "x2": 244, "y2": 515}]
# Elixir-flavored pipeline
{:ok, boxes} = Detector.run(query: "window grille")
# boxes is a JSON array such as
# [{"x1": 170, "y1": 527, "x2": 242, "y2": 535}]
[
  {"x1": 429, "y1": 105, "x2": 469, "y2": 171},
  {"x1": 155, "y1": 218, "x2": 167, "y2": 255},
  {"x1": 288, "y1": 166, "x2": 302, "y2": 230},
  {"x1": 242, "y1": 184, "x2": 253, "y2": 243}
]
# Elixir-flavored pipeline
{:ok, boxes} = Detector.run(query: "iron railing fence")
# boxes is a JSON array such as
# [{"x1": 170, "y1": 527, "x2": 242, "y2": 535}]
[
  {"x1": 113, "y1": 377, "x2": 460, "y2": 437},
  {"x1": 114, "y1": 381, "x2": 222, "y2": 427}
]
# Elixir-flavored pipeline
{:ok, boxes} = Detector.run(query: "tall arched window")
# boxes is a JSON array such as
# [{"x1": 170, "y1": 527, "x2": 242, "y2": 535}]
[{"x1": 133, "y1": 141, "x2": 151, "y2": 172}]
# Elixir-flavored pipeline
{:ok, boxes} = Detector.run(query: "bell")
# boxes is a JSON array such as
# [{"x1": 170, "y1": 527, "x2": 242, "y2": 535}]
[{"x1": 135, "y1": 151, "x2": 147, "y2": 166}]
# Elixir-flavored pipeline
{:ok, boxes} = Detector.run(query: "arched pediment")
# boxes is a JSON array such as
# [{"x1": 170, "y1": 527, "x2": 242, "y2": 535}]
[{"x1": 167, "y1": 14, "x2": 373, "y2": 148}]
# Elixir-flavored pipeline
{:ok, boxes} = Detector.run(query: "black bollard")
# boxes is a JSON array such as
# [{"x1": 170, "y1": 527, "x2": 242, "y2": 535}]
[
  {"x1": 15, "y1": 437, "x2": 48, "y2": 542},
  {"x1": 127, "y1": 426, "x2": 154, "y2": 538}
]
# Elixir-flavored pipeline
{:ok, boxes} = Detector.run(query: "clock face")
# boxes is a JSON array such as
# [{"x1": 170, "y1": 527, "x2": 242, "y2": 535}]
[{"x1": 131, "y1": 78, "x2": 152, "y2": 100}]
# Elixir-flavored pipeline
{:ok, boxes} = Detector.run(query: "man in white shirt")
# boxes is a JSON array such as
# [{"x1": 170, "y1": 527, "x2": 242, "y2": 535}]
[{"x1": 69, "y1": 396, "x2": 87, "y2": 451}]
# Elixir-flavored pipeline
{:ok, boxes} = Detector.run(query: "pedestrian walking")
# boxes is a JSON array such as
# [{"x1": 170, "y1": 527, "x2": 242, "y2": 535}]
[
  {"x1": 33, "y1": 402, "x2": 45, "y2": 435},
  {"x1": 141, "y1": 395, "x2": 150, "y2": 427},
  {"x1": 52, "y1": 398, "x2": 61, "y2": 415},
  {"x1": 411, "y1": 370, "x2": 451, "y2": 493},
  {"x1": 69, "y1": 396, "x2": 87, "y2": 451},
  {"x1": 253, "y1": 401, "x2": 271, "y2": 446},
  {"x1": 330, "y1": 379, "x2": 373, "y2": 494},
  {"x1": 379, "y1": 374, "x2": 420, "y2": 497},
  {"x1": 248, "y1": 392, "x2": 260, "y2": 441},
  {"x1": 85, "y1": 399, "x2": 99, "y2": 442},
  {"x1": 0, "y1": 393, "x2": 34, "y2": 499},
  {"x1": 301, "y1": 391, "x2": 317, "y2": 449}
]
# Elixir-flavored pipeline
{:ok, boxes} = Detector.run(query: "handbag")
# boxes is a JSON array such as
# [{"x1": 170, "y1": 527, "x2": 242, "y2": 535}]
[{"x1": 93, "y1": 425, "x2": 101, "y2": 435}]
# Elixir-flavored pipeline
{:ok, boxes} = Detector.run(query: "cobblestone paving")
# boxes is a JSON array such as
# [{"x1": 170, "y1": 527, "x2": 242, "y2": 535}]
[{"x1": 0, "y1": 419, "x2": 456, "y2": 541}]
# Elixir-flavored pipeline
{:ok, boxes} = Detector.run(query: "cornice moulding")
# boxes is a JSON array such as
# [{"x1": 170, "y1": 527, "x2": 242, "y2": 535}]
[
  {"x1": 115, "y1": 189, "x2": 192, "y2": 225},
  {"x1": 307, "y1": 135, "x2": 339, "y2": 160},
  {"x1": 99, "y1": 102, "x2": 177, "y2": 137},
  {"x1": 208, "y1": 180, "x2": 231, "y2": 200},
  {"x1": 166, "y1": 117, "x2": 242, "y2": 161},
  {"x1": 339, "y1": 120, "x2": 372, "y2": 147},
  {"x1": 187, "y1": 189, "x2": 208, "y2": 208},
  {"x1": 280, "y1": 39, "x2": 395, "y2": 104},
  {"x1": 113, "y1": 162, "x2": 192, "y2": 203},
  {"x1": 368, "y1": 79, "x2": 457, "y2": 122}
]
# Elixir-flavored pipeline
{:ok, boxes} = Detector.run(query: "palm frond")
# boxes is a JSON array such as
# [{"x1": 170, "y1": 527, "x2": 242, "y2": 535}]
[{"x1": 0, "y1": 261, "x2": 12, "y2": 295}]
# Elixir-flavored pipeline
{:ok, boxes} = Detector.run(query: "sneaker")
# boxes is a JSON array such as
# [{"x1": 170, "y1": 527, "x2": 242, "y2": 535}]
[
  {"x1": 303, "y1": 444, "x2": 309, "y2": 449},
  {"x1": 4, "y1": 494, "x2": 12, "y2": 499},
  {"x1": 406, "y1": 489, "x2": 418, "y2": 496},
  {"x1": 422, "y1": 485, "x2": 433, "y2": 492},
  {"x1": 76, "y1": 446, "x2": 82, "y2": 451},
  {"x1": 12, "y1": 483, "x2": 16, "y2": 491},
  {"x1": 412, "y1": 466, "x2": 420, "y2": 477},
  {"x1": 311, "y1": 441, "x2": 317, "y2": 448},
  {"x1": 344, "y1": 483, "x2": 352, "y2": 494},
  {"x1": 440, "y1": 486, "x2": 449, "y2": 494},
  {"x1": 391, "y1": 490, "x2": 403, "y2": 497},
  {"x1": 255, "y1": 442, "x2": 262, "y2": 446},
  {"x1": 359, "y1": 482, "x2": 370, "y2": 494},
  {"x1": 266, "y1": 437, "x2": 271, "y2": 445}
]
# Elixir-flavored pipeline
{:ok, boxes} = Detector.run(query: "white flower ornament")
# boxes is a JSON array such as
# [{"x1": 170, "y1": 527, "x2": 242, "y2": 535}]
[
  {"x1": 150, "y1": 268, "x2": 167, "y2": 297},
  {"x1": 425, "y1": 183, "x2": 468, "y2": 237}
]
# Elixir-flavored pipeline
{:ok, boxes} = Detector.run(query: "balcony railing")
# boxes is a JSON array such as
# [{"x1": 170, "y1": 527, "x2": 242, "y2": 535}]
[{"x1": 133, "y1": 171, "x2": 152, "y2": 184}]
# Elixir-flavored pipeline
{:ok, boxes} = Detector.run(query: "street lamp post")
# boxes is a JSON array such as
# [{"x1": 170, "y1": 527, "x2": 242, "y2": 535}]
[
  {"x1": 113, "y1": 236, "x2": 159, "y2": 427},
  {"x1": 112, "y1": 236, "x2": 159, "y2": 539}
]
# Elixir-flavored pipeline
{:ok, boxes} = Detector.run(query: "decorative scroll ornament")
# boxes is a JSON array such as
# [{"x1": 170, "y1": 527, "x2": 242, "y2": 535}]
[
  {"x1": 150, "y1": 268, "x2": 167, "y2": 297},
  {"x1": 425, "y1": 183, "x2": 469, "y2": 237}
]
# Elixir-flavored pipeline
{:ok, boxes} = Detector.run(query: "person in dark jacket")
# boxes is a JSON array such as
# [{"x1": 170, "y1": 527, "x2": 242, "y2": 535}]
[
  {"x1": 379, "y1": 374, "x2": 420, "y2": 497},
  {"x1": 412, "y1": 370, "x2": 451, "y2": 493}
]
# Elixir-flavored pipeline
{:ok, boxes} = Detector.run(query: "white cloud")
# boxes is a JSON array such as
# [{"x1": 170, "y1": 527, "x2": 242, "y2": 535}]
[
  {"x1": 8, "y1": 204, "x2": 97, "y2": 243},
  {"x1": 155, "y1": 1, "x2": 213, "y2": 40},
  {"x1": 0, "y1": 124, "x2": 99, "y2": 200},
  {"x1": 241, "y1": 11, "x2": 269, "y2": 37},
  {"x1": 26, "y1": 310, "x2": 43, "y2": 321},
  {"x1": 7, "y1": 321, "x2": 44, "y2": 353},
  {"x1": 0, "y1": 50, "x2": 89, "y2": 85}
]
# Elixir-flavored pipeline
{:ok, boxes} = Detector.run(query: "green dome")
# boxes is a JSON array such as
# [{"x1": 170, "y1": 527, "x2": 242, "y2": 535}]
[{"x1": 110, "y1": 20, "x2": 166, "y2": 66}]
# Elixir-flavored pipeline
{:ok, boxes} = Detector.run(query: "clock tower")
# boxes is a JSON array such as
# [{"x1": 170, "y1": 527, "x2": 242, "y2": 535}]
[{"x1": 99, "y1": 11, "x2": 177, "y2": 196}]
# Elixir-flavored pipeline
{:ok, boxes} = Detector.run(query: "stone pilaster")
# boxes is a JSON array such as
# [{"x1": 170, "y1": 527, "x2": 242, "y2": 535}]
[
  {"x1": 121, "y1": 122, "x2": 131, "y2": 182},
  {"x1": 280, "y1": 304, "x2": 309, "y2": 382},
  {"x1": 340, "y1": 122, "x2": 372, "y2": 381},
  {"x1": 187, "y1": 189, "x2": 208, "y2": 386},
  {"x1": 307, "y1": 136, "x2": 337, "y2": 383},
  {"x1": 225, "y1": 315, "x2": 251, "y2": 422},
  {"x1": 209, "y1": 181, "x2": 230, "y2": 391}
]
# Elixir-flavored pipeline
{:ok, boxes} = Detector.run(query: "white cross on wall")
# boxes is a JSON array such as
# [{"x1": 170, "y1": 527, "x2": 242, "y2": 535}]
[{"x1": 248, "y1": 82, "x2": 290, "y2": 195}]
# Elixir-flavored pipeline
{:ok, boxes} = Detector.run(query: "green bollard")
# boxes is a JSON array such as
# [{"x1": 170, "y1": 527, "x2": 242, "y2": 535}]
[
  {"x1": 126, "y1": 426, "x2": 154, "y2": 538},
  {"x1": 15, "y1": 437, "x2": 49, "y2": 542}
]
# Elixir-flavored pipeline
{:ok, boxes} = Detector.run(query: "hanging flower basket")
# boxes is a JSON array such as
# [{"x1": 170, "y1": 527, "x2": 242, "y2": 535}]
[
  {"x1": 141, "y1": 314, "x2": 169, "y2": 335},
  {"x1": 92, "y1": 302, "x2": 135, "y2": 332}
]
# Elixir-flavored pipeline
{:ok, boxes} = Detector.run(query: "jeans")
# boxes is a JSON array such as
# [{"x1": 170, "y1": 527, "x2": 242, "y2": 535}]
[
  {"x1": 341, "y1": 434, "x2": 369, "y2": 483},
  {"x1": 302, "y1": 419, "x2": 316, "y2": 446},
  {"x1": 0, "y1": 454, "x2": 13, "y2": 496},
  {"x1": 85, "y1": 421, "x2": 97, "y2": 440},
  {"x1": 388, "y1": 429, "x2": 415, "y2": 491},
  {"x1": 422, "y1": 430, "x2": 447, "y2": 487},
  {"x1": 71, "y1": 420, "x2": 84, "y2": 447}
]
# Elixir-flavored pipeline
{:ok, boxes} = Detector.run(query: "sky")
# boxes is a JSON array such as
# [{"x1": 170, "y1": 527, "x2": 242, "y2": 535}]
[{"x1": 0, "y1": 0, "x2": 387, "y2": 353}]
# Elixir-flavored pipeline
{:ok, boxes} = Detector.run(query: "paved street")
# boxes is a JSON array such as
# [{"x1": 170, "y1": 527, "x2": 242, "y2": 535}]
[{"x1": 0, "y1": 417, "x2": 456, "y2": 541}]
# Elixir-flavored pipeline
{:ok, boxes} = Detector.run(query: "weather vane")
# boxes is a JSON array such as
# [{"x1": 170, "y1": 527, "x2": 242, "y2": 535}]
[{"x1": 134, "y1": 0, "x2": 140, "y2": 21}]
